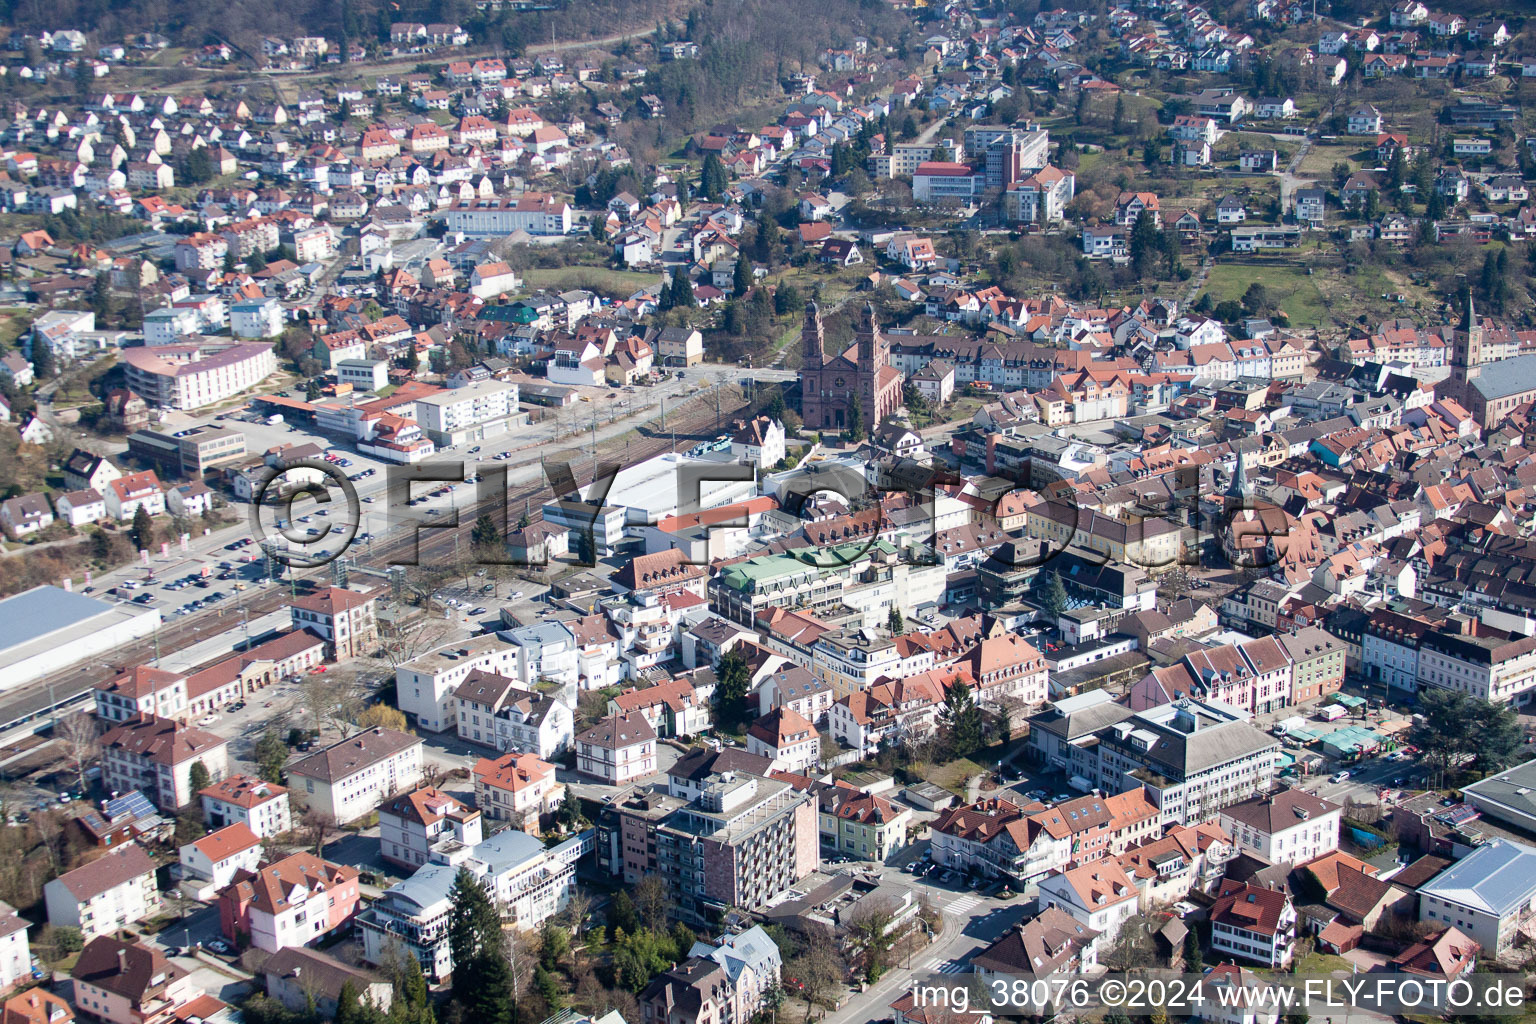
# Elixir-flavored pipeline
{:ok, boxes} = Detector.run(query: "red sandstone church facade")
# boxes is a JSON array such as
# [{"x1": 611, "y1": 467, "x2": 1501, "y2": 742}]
[{"x1": 798, "y1": 301, "x2": 904, "y2": 435}]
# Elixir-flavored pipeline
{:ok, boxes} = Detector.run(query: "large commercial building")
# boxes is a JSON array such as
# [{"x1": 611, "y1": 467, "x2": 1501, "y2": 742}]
[
  {"x1": 0, "y1": 586, "x2": 161, "y2": 691},
  {"x1": 1028, "y1": 691, "x2": 1279, "y2": 826},
  {"x1": 122, "y1": 342, "x2": 278, "y2": 410},
  {"x1": 126, "y1": 425, "x2": 248, "y2": 479}
]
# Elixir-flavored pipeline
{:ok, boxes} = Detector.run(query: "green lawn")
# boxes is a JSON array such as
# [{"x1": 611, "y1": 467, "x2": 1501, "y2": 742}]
[
  {"x1": 1199, "y1": 262, "x2": 1329, "y2": 329},
  {"x1": 930, "y1": 757, "x2": 987, "y2": 796},
  {"x1": 521, "y1": 266, "x2": 664, "y2": 298},
  {"x1": 1295, "y1": 950, "x2": 1354, "y2": 976}
]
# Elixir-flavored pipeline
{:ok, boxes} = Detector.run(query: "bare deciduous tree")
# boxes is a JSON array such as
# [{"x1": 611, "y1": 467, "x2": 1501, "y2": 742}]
[
  {"x1": 787, "y1": 923, "x2": 845, "y2": 1014},
  {"x1": 563, "y1": 886, "x2": 595, "y2": 938},
  {"x1": 633, "y1": 875, "x2": 669, "y2": 932},
  {"x1": 300, "y1": 807, "x2": 337, "y2": 855},
  {"x1": 56, "y1": 713, "x2": 101, "y2": 795}
]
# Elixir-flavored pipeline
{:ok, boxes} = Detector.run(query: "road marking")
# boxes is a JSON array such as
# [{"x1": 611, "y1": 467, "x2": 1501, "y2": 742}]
[{"x1": 947, "y1": 895, "x2": 983, "y2": 914}]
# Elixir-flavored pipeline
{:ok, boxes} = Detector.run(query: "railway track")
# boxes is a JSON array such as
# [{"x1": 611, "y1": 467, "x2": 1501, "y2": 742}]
[{"x1": 0, "y1": 385, "x2": 758, "y2": 731}]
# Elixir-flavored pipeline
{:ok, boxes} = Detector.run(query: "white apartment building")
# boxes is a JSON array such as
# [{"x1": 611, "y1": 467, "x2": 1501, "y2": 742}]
[
  {"x1": 413, "y1": 379, "x2": 520, "y2": 446},
  {"x1": 100, "y1": 716, "x2": 229, "y2": 812},
  {"x1": 230, "y1": 298, "x2": 285, "y2": 339},
  {"x1": 336, "y1": 358, "x2": 389, "y2": 392},
  {"x1": 444, "y1": 193, "x2": 573, "y2": 235},
  {"x1": 178, "y1": 823, "x2": 264, "y2": 900},
  {"x1": 575, "y1": 713, "x2": 656, "y2": 785},
  {"x1": 200, "y1": 775, "x2": 293, "y2": 837},
  {"x1": 286, "y1": 728, "x2": 424, "y2": 823},
  {"x1": 121, "y1": 342, "x2": 277, "y2": 410},
  {"x1": 1037, "y1": 860, "x2": 1139, "y2": 953},
  {"x1": 43, "y1": 844, "x2": 161, "y2": 941},
  {"x1": 1416, "y1": 628, "x2": 1536, "y2": 705},
  {"x1": 361, "y1": 830, "x2": 587, "y2": 979},
  {"x1": 378, "y1": 787, "x2": 483, "y2": 870},
  {"x1": 0, "y1": 902, "x2": 28, "y2": 990},
  {"x1": 1218, "y1": 788, "x2": 1341, "y2": 866},
  {"x1": 397, "y1": 637, "x2": 522, "y2": 732}
]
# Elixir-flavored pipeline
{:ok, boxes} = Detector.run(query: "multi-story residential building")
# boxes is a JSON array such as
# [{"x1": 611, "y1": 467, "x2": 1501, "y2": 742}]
[
  {"x1": 286, "y1": 728, "x2": 424, "y2": 824},
  {"x1": 809, "y1": 627, "x2": 903, "y2": 700},
  {"x1": 178, "y1": 823, "x2": 264, "y2": 899},
  {"x1": 262, "y1": 947, "x2": 393, "y2": 1019},
  {"x1": 217, "y1": 853, "x2": 361, "y2": 953},
  {"x1": 397, "y1": 637, "x2": 522, "y2": 732},
  {"x1": 99, "y1": 715, "x2": 228, "y2": 812},
  {"x1": 1037, "y1": 860, "x2": 1139, "y2": 953},
  {"x1": 828, "y1": 673, "x2": 947, "y2": 757},
  {"x1": 200, "y1": 775, "x2": 292, "y2": 837},
  {"x1": 70, "y1": 937, "x2": 197, "y2": 1024},
  {"x1": 1279, "y1": 626, "x2": 1347, "y2": 703},
  {"x1": 596, "y1": 766, "x2": 819, "y2": 926},
  {"x1": 970, "y1": 905, "x2": 1099, "y2": 976},
  {"x1": 361, "y1": 829, "x2": 587, "y2": 979},
  {"x1": 473, "y1": 752, "x2": 564, "y2": 831},
  {"x1": 1210, "y1": 881, "x2": 1296, "y2": 967},
  {"x1": 575, "y1": 713, "x2": 656, "y2": 784},
  {"x1": 1218, "y1": 788, "x2": 1341, "y2": 866},
  {"x1": 379, "y1": 787, "x2": 483, "y2": 869},
  {"x1": 103, "y1": 470, "x2": 165, "y2": 522},
  {"x1": 746, "y1": 707, "x2": 820, "y2": 777},
  {"x1": 289, "y1": 587, "x2": 379, "y2": 661},
  {"x1": 0, "y1": 902, "x2": 28, "y2": 991},
  {"x1": 44, "y1": 844, "x2": 161, "y2": 941},
  {"x1": 453, "y1": 671, "x2": 574, "y2": 758},
  {"x1": 445, "y1": 193, "x2": 573, "y2": 235},
  {"x1": 1418, "y1": 839, "x2": 1536, "y2": 953},
  {"x1": 412, "y1": 380, "x2": 519, "y2": 446},
  {"x1": 121, "y1": 342, "x2": 277, "y2": 410},
  {"x1": 1363, "y1": 608, "x2": 1438, "y2": 694},
  {"x1": 805, "y1": 784, "x2": 912, "y2": 863}
]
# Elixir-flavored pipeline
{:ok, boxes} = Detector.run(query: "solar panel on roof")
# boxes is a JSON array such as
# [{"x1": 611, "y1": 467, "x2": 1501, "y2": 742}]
[{"x1": 106, "y1": 790, "x2": 156, "y2": 820}]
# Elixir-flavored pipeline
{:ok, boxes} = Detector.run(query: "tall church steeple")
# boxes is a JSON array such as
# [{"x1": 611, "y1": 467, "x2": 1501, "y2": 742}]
[
  {"x1": 1452, "y1": 284, "x2": 1483, "y2": 384},
  {"x1": 855, "y1": 302, "x2": 885, "y2": 372},
  {"x1": 801, "y1": 300, "x2": 824, "y2": 364},
  {"x1": 1226, "y1": 447, "x2": 1253, "y2": 502}
]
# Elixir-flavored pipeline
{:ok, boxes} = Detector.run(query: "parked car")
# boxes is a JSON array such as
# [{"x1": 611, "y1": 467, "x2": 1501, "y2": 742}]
[{"x1": 1331, "y1": 771, "x2": 1351, "y2": 783}]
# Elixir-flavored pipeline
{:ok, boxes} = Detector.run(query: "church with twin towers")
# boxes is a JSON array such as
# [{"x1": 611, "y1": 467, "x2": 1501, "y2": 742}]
[{"x1": 797, "y1": 300, "x2": 905, "y2": 434}]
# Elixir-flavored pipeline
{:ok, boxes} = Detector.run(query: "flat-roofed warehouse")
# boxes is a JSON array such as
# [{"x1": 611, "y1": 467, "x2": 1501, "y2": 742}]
[{"x1": 0, "y1": 586, "x2": 161, "y2": 689}]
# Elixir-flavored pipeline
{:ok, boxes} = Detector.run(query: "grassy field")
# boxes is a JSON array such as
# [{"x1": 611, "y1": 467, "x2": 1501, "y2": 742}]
[
  {"x1": 930, "y1": 757, "x2": 987, "y2": 796},
  {"x1": 1199, "y1": 262, "x2": 1329, "y2": 328},
  {"x1": 0, "y1": 308, "x2": 34, "y2": 349},
  {"x1": 1297, "y1": 139, "x2": 1365, "y2": 180},
  {"x1": 521, "y1": 265, "x2": 665, "y2": 298}
]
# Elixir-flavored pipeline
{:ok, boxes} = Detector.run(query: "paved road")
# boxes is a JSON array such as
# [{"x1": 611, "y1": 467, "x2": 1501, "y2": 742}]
[{"x1": 818, "y1": 868, "x2": 1027, "y2": 1024}]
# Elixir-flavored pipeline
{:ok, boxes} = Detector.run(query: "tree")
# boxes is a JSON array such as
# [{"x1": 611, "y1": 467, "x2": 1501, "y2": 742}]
[
  {"x1": 305, "y1": 378, "x2": 323, "y2": 401},
  {"x1": 1038, "y1": 571, "x2": 1069, "y2": 621},
  {"x1": 1129, "y1": 211, "x2": 1162, "y2": 280},
  {"x1": 787, "y1": 925, "x2": 845, "y2": 1014},
  {"x1": 845, "y1": 393, "x2": 864, "y2": 440},
  {"x1": 732, "y1": 257, "x2": 752, "y2": 296},
  {"x1": 1241, "y1": 282, "x2": 1272, "y2": 317},
  {"x1": 187, "y1": 761, "x2": 212, "y2": 800},
  {"x1": 940, "y1": 679, "x2": 985, "y2": 760},
  {"x1": 359, "y1": 705, "x2": 409, "y2": 731},
  {"x1": 31, "y1": 340, "x2": 55, "y2": 381},
  {"x1": 181, "y1": 147, "x2": 213, "y2": 185},
  {"x1": 300, "y1": 807, "x2": 337, "y2": 855},
  {"x1": 714, "y1": 649, "x2": 751, "y2": 732},
  {"x1": 607, "y1": 891, "x2": 640, "y2": 935},
  {"x1": 1112, "y1": 95, "x2": 1126, "y2": 134},
  {"x1": 255, "y1": 731, "x2": 289, "y2": 783},
  {"x1": 471, "y1": 513, "x2": 502, "y2": 552},
  {"x1": 56, "y1": 713, "x2": 99, "y2": 796},
  {"x1": 633, "y1": 875, "x2": 669, "y2": 932},
  {"x1": 1408, "y1": 689, "x2": 1522, "y2": 782},
  {"x1": 701, "y1": 154, "x2": 727, "y2": 201},
  {"x1": 132, "y1": 504, "x2": 155, "y2": 551},
  {"x1": 846, "y1": 901, "x2": 896, "y2": 983},
  {"x1": 448, "y1": 869, "x2": 515, "y2": 1024},
  {"x1": 887, "y1": 606, "x2": 905, "y2": 635},
  {"x1": 1183, "y1": 927, "x2": 1204, "y2": 973},
  {"x1": 668, "y1": 266, "x2": 695, "y2": 309}
]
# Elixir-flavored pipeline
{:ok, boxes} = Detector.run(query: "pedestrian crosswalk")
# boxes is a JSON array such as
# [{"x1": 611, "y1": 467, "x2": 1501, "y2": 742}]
[
  {"x1": 947, "y1": 894, "x2": 983, "y2": 915},
  {"x1": 920, "y1": 958, "x2": 967, "y2": 974}
]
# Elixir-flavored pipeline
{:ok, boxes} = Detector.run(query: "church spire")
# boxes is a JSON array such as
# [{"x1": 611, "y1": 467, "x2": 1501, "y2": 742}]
[{"x1": 1226, "y1": 447, "x2": 1253, "y2": 501}]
